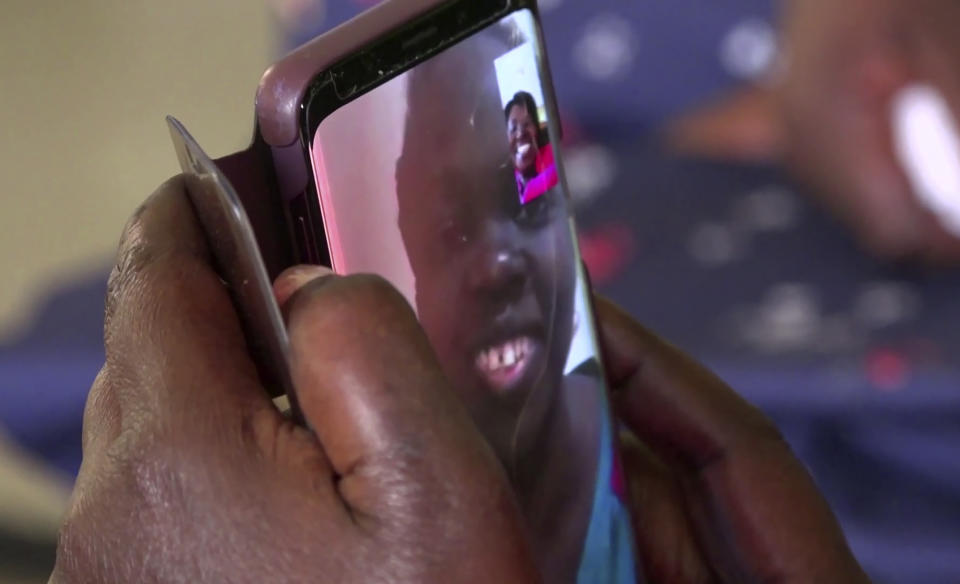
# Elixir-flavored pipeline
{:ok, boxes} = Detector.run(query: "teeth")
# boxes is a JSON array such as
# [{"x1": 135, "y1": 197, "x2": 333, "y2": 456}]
[
  {"x1": 476, "y1": 337, "x2": 532, "y2": 374},
  {"x1": 518, "y1": 143, "x2": 532, "y2": 156},
  {"x1": 504, "y1": 345, "x2": 516, "y2": 367}
]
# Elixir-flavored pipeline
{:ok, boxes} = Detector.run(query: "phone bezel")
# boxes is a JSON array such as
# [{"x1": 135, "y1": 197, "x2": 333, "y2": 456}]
[{"x1": 292, "y1": 0, "x2": 537, "y2": 267}]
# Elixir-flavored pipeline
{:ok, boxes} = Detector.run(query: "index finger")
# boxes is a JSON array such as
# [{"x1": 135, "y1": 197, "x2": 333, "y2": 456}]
[
  {"x1": 102, "y1": 177, "x2": 276, "y2": 437},
  {"x1": 594, "y1": 298, "x2": 869, "y2": 583}
]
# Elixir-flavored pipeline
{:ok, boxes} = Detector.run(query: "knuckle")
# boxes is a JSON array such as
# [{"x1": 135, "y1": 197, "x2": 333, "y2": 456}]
[
  {"x1": 105, "y1": 219, "x2": 160, "y2": 340},
  {"x1": 105, "y1": 216, "x2": 147, "y2": 330},
  {"x1": 81, "y1": 366, "x2": 121, "y2": 450},
  {"x1": 235, "y1": 401, "x2": 288, "y2": 459},
  {"x1": 337, "y1": 273, "x2": 405, "y2": 308},
  {"x1": 335, "y1": 273, "x2": 414, "y2": 326},
  {"x1": 105, "y1": 175, "x2": 189, "y2": 335},
  {"x1": 85, "y1": 366, "x2": 112, "y2": 415},
  {"x1": 292, "y1": 272, "x2": 414, "y2": 335},
  {"x1": 695, "y1": 405, "x2": 791, "y2": 474},
  {"x1": 348, "y1": 442, "x2": 438, "y2": 524}
]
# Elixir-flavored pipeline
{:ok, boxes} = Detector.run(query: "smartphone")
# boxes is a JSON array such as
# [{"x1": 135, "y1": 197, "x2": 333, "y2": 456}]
[{"x1": 245, "y1": 1, "x2": 638, "y2": 581}]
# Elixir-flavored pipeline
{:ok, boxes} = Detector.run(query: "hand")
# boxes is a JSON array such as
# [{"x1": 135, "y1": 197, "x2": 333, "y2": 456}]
[
  {"x1": 53, "y1": 175, "x2": 867, "y2": 583},
  {"x1": 667, "y1": 0, "x2": 960, "y2": 263},
  {"x1": 596, "y1": 298, "x2": 869, "y2": 583},
  {"x1": 49, "y1": 177, "x2": 539, "y2": 584},
  {"x1": 777, "y1": 0, "x2": 960, "y2": 263}
]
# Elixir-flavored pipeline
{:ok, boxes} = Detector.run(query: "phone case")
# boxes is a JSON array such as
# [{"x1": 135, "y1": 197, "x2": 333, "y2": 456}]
[{"x1": 167, "y1": 2, "x2": 639, "y2": 581}]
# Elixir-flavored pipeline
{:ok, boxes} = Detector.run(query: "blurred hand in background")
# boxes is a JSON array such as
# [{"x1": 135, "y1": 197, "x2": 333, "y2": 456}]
[{"x1": 668, "y1": 0, "x2": 960, "y2": 264}]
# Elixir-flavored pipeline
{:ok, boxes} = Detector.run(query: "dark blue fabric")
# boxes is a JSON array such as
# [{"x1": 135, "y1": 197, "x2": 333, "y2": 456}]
[{"x1": 1, "y1": 270, "x2": 106, "y2": 478}]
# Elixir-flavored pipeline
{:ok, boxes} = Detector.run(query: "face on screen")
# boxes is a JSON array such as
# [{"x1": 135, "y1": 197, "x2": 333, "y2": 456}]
[
  {"x1": 507, "y1": 95, "x2": 540, "y2": 175},
  {"x1": 312, "y1": 17, "x2": 576, "y2": 467}
]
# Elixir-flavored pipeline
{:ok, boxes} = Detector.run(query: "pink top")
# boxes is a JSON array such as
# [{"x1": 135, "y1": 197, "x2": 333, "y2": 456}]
[{"x1": 516, "y1": 143, "x2": 558, "y2": 204}]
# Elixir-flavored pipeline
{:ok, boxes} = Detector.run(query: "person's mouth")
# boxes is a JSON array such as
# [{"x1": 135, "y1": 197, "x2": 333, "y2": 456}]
[
  {"x1": 517, "y1": 143, "x2": 533, "y2": 157},
  {"x1": 474, "y1": 335, "x2": 541, "y2": 394}
]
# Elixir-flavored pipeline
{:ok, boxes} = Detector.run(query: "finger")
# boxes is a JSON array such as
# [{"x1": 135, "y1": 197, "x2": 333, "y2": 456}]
[
  {"x1": 664, "y1": 85, "x2": 786, "y2": 163},
  {"x1": 79, "y1": 366, "x2": 121, "y2": 461},
  {"x1": 273, "y1": 264, "x2": 334, "y2": 307},
  {"x1": 595, "y1": 298, "x2": 869, "y2": 583},
  {"x1": 103, "y1": 176, "x2": 279, "y2": 441},
  {"x1": 275, "y1": 269, "x2": 518, "y2": 526},
  {"x1": 906, "y1": 14, "x2": 960, "y2": 262},
  {"x1": 778, "y1": 35, "x2": 960, "y2": 263},
  {"x1": 618, "y1": 431, "x2": 713, "y2": 584},
  {"x1": 832, "y1": 56, "x2": 960, "y2": 263}
]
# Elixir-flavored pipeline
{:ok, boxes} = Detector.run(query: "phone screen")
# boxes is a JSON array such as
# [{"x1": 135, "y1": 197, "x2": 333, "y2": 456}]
[{"x1": 306, "y1": 8, "x2": 636, "y2": 582}]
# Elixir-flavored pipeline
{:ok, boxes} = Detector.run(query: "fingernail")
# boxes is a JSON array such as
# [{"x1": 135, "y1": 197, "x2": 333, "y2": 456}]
[{"x1": 273, "y1": 265, "x2": 335, "y2": 307}]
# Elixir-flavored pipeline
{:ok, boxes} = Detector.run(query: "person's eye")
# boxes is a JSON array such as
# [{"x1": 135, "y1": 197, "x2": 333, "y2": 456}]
[{"x1": 515, "y1": 195, "x2": 553, "y2": 228}]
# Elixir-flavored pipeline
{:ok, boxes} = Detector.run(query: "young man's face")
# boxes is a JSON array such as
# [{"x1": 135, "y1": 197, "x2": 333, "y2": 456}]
[
  {"x1": 507, "y1": 103, "x2": 540, "y2": 174},
  {"x1": 396, "y1": 39, "x2": 575, "y2": 465}
]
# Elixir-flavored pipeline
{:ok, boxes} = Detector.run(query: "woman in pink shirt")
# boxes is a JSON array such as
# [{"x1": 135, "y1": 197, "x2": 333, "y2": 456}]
[{"x1": 505, "y1": 91, "x2": 558, "y2": 204}]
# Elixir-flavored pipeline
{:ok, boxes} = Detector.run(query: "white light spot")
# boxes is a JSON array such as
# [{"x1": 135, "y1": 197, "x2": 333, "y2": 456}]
[
  {"x1": 763, "y1": 284, "x2": 820, "y2": 347},
  {"x1": 688, "y1": 223, "x2": 744, "y2": 267},
  {"x1": 720, "y1": 18, "x2": 778, "y2": 81},
  {"x1": 740, "y1": 284, "x2": 821, "y2": 353},
  {"x1": 893, "y1": 84, "x2": 960, "y2": 237},
  {"x1": 572, "y1": 14, "x2": 637, "y2": 81},
  {"x1": 732, "y1": 186, "x2": 799, "y2": 232},
  {"x1": 854, "y1": 282, "x2": 921, "y2": 328},
  {"x1": 564, "y1": 144, "x2": 618, "y2": 205}
]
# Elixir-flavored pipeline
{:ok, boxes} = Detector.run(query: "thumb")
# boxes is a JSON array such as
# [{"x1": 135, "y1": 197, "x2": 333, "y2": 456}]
[{"x1": 273, "y1": 267, "x2": 511, "y2": 518}]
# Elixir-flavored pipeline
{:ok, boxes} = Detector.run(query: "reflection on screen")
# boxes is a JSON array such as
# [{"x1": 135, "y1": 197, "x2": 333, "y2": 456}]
[{"x1": 310, "y1": 9, "x2": 636, "y2": 583}]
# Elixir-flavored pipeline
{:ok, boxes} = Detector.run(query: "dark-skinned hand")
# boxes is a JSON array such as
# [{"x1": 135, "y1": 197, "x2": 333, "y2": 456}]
[
  {"x1": 596, "y1": 297, "x2": 870, "y2": 583},
  {"x1": 51, "y1": 177, "x2": 869, "y2": 583},
  {"x1": 49, "y1": 176, "x2": 539, "y2": 584}
]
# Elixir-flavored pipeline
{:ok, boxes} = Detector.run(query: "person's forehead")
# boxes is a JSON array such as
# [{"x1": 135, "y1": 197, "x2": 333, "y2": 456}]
[
  {"x1": 406, "y1": 36, "x2": 508, "y2": 115},
  {"x1": 403, "y1": 85, "x2": 507, "y2": 153},
  {"x1": 397, "y1": 36, "x2": 515, "y2": 185}
]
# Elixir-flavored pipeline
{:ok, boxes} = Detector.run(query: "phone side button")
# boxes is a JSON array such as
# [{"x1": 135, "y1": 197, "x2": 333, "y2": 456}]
[{"x1": 297, "y1": 216, "x2": 318, "y2": 265}]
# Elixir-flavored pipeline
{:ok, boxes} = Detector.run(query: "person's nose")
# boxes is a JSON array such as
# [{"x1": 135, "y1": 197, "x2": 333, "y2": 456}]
[{"x1": 467, "y1": 225, "x2": 528, "y2": 303}]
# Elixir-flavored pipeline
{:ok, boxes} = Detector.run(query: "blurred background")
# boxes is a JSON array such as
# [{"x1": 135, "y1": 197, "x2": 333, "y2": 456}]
[{"x1": 2, "y1": 0, "x2": 958, "y2": 582}]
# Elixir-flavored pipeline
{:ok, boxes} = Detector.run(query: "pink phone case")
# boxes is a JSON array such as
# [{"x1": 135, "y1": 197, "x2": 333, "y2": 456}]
[{"x1": 256, "y1": 0, "x2": 449, "y2": 148}]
